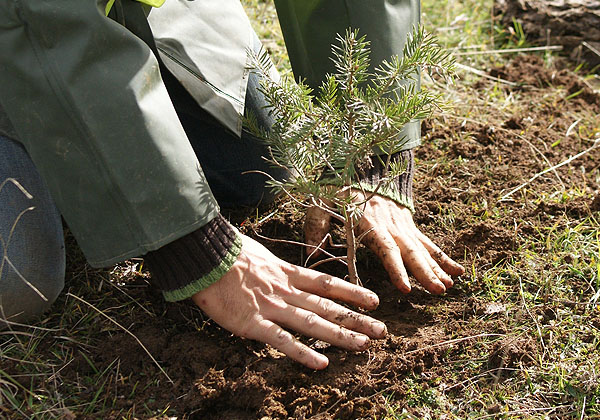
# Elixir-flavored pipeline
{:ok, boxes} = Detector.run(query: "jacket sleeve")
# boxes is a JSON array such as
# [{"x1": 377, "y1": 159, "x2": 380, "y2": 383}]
[{"x1": 0, "y1": 0, "x2": 221, "y2": 267}]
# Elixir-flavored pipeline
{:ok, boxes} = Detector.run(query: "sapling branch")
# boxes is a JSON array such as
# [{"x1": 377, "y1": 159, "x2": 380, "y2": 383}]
[{"x1": 307, "y1": 256, "x2": 349, "y2": 271}]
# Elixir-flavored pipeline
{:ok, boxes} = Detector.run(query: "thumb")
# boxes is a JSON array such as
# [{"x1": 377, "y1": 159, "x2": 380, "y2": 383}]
[{"x1": 304, "y1": 206, "x2": 332, "y2": 259}]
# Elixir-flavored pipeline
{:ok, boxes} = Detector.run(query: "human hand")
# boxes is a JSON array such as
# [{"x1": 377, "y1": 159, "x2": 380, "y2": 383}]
[
  {"x1": 304, "y1": 192, "x2": 465, "y2": 294},
  {"x1": 191, "y1": 234, "x2": 387, "y2": 370}
]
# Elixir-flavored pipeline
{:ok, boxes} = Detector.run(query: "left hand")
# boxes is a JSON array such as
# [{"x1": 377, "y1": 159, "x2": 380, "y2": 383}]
[{"x1": 304, "y1": 192, "x2": 465, "y2": 294}]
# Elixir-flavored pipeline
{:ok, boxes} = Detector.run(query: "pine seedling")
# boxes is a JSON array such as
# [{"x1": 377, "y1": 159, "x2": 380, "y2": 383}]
[{"x1": 246, "y1": 27, "x2": 455, "y2": 284}]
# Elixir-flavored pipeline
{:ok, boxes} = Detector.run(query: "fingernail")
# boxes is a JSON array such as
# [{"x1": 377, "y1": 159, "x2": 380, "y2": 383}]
[
  {"x1": 312, "y1": 354, "x2": 329, "y2": 370},
  {"x1": 372, "y1": 321, "x2": 387, "y2": 337},
  {"x1": 433, "y1": 282, "x2": 446, "y2": 295},
  {"x1": 356, "y1": 335, "x2": 369, "y2": 350},
  {"x1": 368, "y1": 292, "x2": 379, "y2": 307},
  {"x1": 397, "y1": 281, "x2": 411, "y2": 294}
]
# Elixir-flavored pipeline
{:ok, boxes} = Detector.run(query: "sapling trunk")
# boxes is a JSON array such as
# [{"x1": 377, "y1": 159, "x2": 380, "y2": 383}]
[
  {"x1": 345, "y1": 208, "x2": 360, "y2": 284},
  {"x1": 245, "y1": 27, "x2": 454, "y2": 284}
]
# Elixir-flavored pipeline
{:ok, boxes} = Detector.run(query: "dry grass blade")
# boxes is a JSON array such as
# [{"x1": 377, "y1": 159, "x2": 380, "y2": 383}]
[
  {"x1": 455, "y1": 62, "x2": 519, "y2": 87},
  {"x1": 65, "y1": 292, "x2": 173, "y2": 385},
  {"x1": 500, "y1": 139, "x2": 600, "y2": 201},
  {"x1": 454, "y1": 45, "x2": 563, "y2": 56},
  {"x1": 582, "y1": 41, "x2": 600, "y2": 58}
]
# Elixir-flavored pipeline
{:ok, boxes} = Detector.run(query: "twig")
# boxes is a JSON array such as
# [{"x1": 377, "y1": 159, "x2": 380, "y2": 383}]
[
  {"x1": 4, "y1": 257, "x2": 48, "y2": 302},
  {"x1": 344, "y1": 206, "x2": 360, "y2": 284},
  {"x1": 66, "y1": 292, "x2": 173, "y2": 385},
  {"x1": 307, "y1": 256, "x2": 348, "y2": 270},
  {"x1": 583, "y1": 41, "x2": 600, "y2": 59},
  {"x1": 455, "y1": 63, "x2": 519, "y2": 87},
  {"x1": 0, "y1": 178, "x2": 33, "y2": 199},
  {"x1": 305, "y1": 232, "x2": 332, "y2": 265},
  {"x1": 0, "y1": 179, "x2": 42, "y2": 300},
  {"x1": 566, "y1": 119, "x2": 581, "y2": 137},
  {"x1": 242, "y1": 169, "x2": 312, "y2": 211},
  {"x1": 519, "y1": 135, "x2": 565, "y2": 189},
  {"x1": 355, "y1": 227, "x2": 375, "y2": 245},
  {"x1": 445, "y1": 367, "x2": 521, "y2": 391},
  {"x1": 308, "y1": 196, "x2": 346, "y2": 224},
  {"x1": 454, "y1": 45, "x2": 563, "y2": 56},
  {"x1": 0, "y1": 318, "x2": 58, "y2": 332},
  {"x1": 500, "y1": 139, "x2": 600, "y2": 201},
  {"x1": 102, "y1": 274, "x2": 154, "y2": 317},
  {"x1": 46, "y1": 359, "x2": 74, "y2": 383},
  {"x1": 252, "y1": 230, "x2": 344, "y2": 265}
]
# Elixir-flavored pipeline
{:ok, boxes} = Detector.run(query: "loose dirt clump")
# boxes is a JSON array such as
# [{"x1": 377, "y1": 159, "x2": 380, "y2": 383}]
[
  {"x1": 489, "y1": 55, "x2": 573, "y2": 88},
  {"x1": 487, "y1": 336, "x2": 537, "y2": 370},
  {"x1": 457, "y1": 222, "x2": 517, "y2": 266},
  {"x1": 592, "y1": 193, "x2": 600, "y2": 211}
]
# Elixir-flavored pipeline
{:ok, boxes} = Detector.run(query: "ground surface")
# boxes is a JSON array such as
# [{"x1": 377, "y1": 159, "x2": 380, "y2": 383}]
[{"x1": 2, "y1": 1, "x2": 600, "y2": 419}]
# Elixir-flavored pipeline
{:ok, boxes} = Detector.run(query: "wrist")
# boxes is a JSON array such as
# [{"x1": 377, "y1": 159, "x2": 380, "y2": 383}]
[
  {"x1": 145, "y1": 214, "x2": 242, "y2": 302},
  {"x1": 356, "y1": 149, "x2": 415, "y2": 212}
]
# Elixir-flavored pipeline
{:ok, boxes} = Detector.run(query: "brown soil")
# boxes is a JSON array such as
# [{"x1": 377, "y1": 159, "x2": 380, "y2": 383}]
[
  {"x1": 494, "y1": 0, "x2": 600, "y2": 68},
  {"x1": 12, "y1": 55, "x2": 600, "y2": 419}
]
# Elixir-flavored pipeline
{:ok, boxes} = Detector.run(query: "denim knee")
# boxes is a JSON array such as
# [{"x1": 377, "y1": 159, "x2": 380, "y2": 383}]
[
  {"x1": 0, "y1": 135, "x2": 66, "y2": 326},
  {"x1": 0, "y1": 216, "x2": 66, "y2": 325}
]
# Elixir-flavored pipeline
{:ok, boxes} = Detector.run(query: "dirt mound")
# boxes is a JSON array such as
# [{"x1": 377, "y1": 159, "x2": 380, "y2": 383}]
[
  {"x1": 457, "y1": 222, "x2": 517, "y2": 266},
  {"x1": 487, "y1": 336, "x2": 537, "y2": 370},
  {"x1": 494, "y1": 0, "x2": 600, "y2": 68},
  {"x1": 489, "y1": 55, "x2": 600, "y2": 109}
]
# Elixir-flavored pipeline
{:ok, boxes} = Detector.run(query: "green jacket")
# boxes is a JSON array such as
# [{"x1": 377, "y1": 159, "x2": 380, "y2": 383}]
[{"x1": 0, "y1": 0, "x2": 420, "y2": 267}]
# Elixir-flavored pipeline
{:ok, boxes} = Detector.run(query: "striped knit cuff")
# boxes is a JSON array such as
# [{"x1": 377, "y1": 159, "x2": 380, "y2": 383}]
[
  {"x1": 357, "y1": 149, "x2": 415, "y2": 212},
  {"x1": 145, "y1": 214, "x2": 242, "y2": 302}
]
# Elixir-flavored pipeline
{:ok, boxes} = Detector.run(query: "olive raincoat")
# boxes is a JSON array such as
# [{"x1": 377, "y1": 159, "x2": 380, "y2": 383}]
[{"x1": 0, "y1": 0, "x2": 420, "y2": 267}]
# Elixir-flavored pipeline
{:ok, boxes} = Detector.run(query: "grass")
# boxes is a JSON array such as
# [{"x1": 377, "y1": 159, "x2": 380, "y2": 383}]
[{"x1": 2, "y1": 0, "x2": 600, "y2": 418}]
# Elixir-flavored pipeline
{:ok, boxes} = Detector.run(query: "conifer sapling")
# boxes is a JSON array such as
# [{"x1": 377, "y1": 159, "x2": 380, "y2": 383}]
[{"x1": 245, "y1": 27, "x2": 455, "y2": 285}]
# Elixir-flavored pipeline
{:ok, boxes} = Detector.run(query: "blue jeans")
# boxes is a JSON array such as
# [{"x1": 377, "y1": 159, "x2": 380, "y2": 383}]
[
  {"x1": 0, "y1": 55, "x2": 282, "y2": 324},
  {"x1": 0, "y1": 136, "x2": 66, "y2": 325}
]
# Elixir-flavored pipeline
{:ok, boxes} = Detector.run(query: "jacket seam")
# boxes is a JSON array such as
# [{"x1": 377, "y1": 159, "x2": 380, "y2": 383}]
[{"x1": 157, "y1": 46, "x2": 244, "y2": 107}]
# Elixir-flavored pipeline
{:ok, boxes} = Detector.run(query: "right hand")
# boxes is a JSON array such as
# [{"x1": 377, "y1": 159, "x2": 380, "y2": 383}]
[
  {"x1": 191, "y1": 234, "x2": 387, "y2": 370},
  {"x1": 305, "y1": 193, "x2": 464, "y2": 294}
]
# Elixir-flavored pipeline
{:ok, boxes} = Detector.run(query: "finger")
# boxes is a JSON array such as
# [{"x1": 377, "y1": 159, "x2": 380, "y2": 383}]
[
  {"x1": 360, "y1": 225, "x2": 412, "y2": 293},
  {"x1": 423, "y1": 250, "x2": 454, "y2": 289},
  {"x1": 394, "y1": 234, "x2": 447, "y2": 295},
  {"x1": 304, "y1": 206, "x2": 332, "y2": 258},
  {"x1": 250, "y1": 319, "x2": 329, "y2": 370},
  {"x1": 286, "y1": 265, "x2": 380, "y2": 310},
  {"x1": 270, "y1": 304, "x2": 371, "y2": 352},
  {"x1": 415, "y1": 229, "x2": 465, "y2": 276},
  {"x1": 286, "y1": 292, "x2": 387, "y2": 338}
]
